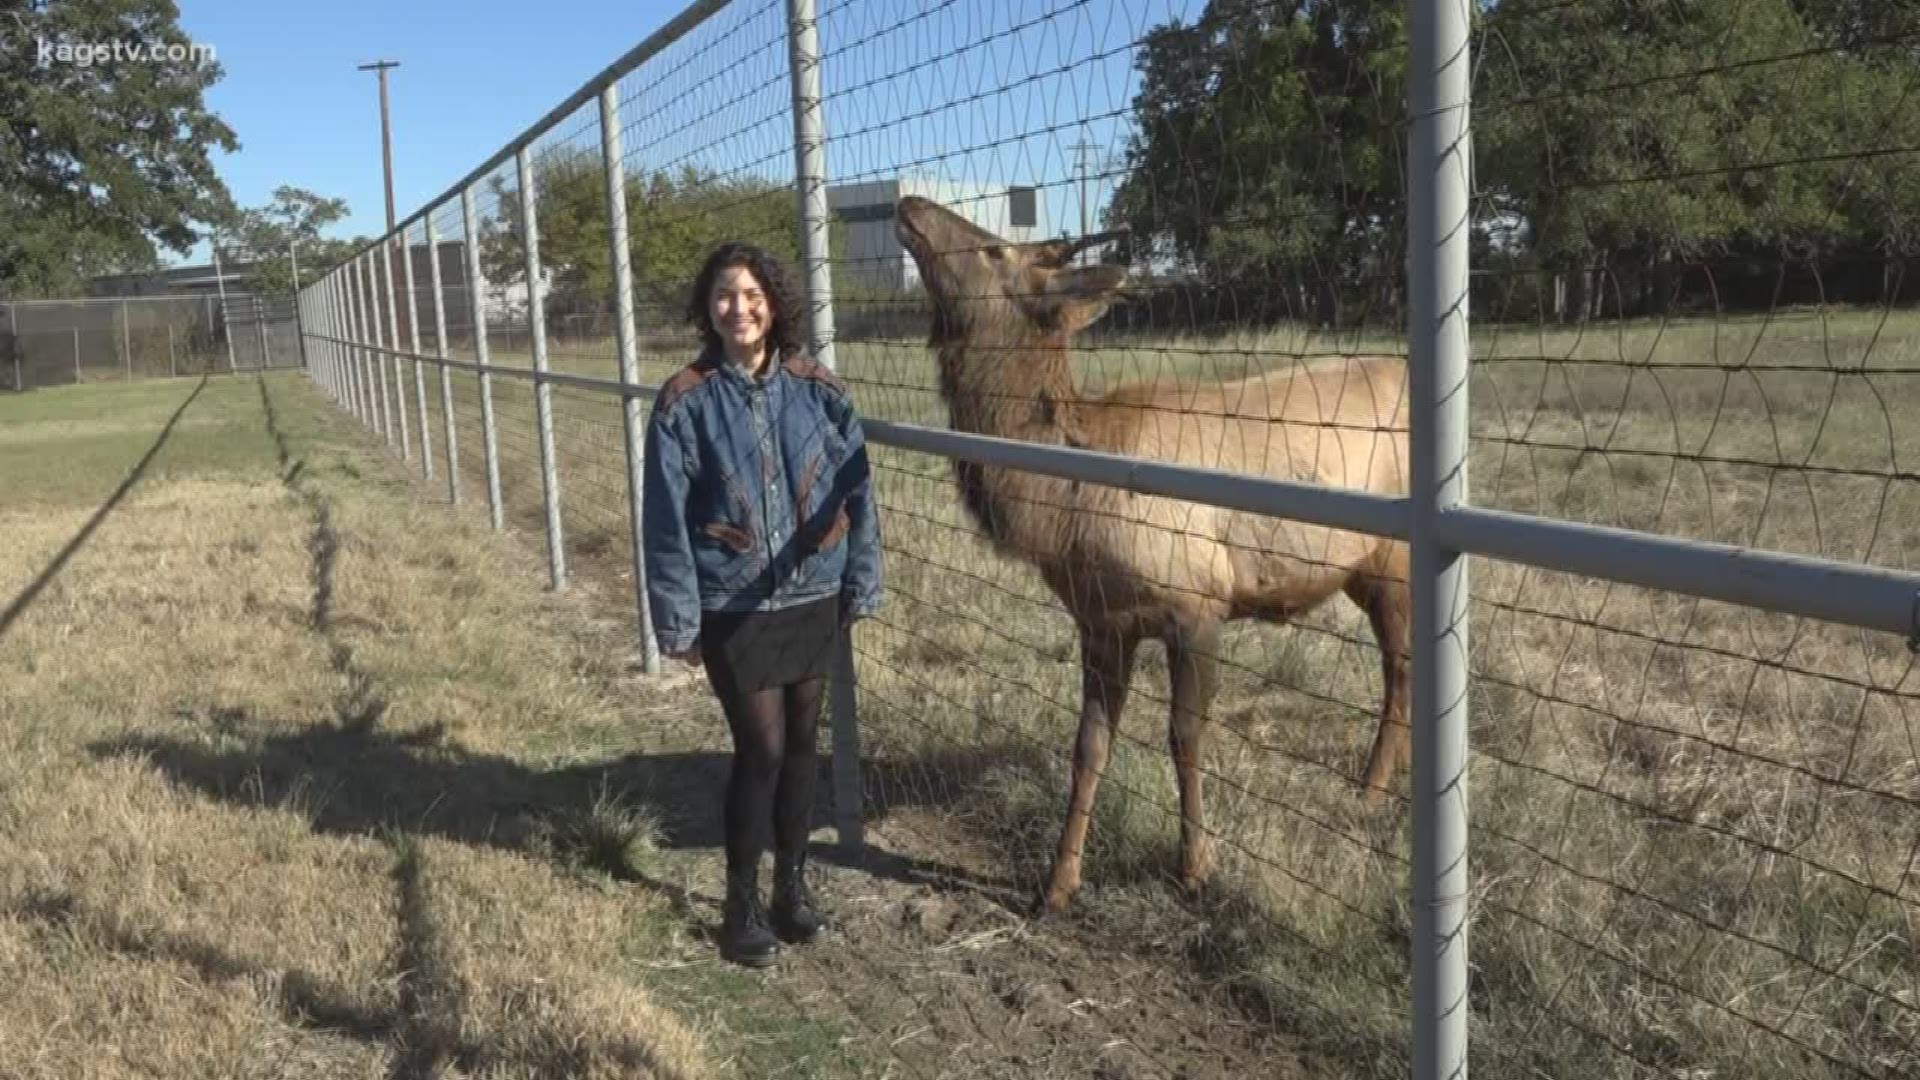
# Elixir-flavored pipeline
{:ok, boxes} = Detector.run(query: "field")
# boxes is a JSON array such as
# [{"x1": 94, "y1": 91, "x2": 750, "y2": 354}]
[
  {"x1": 327, "y1": 302, "x2": 1920, "y2": 1078},
  {"x1": 12, "y1": 300, "x2": 1919, "y2": 1079}
]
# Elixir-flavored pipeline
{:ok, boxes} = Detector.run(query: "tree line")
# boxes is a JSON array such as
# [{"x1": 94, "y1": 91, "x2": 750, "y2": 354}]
[
  {"x1": 6, "y1": 0, "x2": 1915, "y2": 331},
  {"x1": 1107, "y1": 0, "x2": 1920, "y2": 327}
]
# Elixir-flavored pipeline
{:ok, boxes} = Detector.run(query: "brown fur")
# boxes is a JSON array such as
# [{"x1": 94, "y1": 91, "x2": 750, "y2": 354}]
[{"x1": 895, "y1": 196, "x2": 1413, "y2": 913}]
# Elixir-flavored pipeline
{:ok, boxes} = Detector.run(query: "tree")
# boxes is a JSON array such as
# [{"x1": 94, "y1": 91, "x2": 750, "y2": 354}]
[
  {"x1": 480, "y1": 154, "x2": 804, "y2": 325},
  {"x1": 1109, "y1": 0, "x2": 1920, "y2": 326},
  {"x1": 1478, "y1": 0, "x2": 1920, "y2": 318},
  {"x1": 0, "y1": 0, "x2": 238, "y2": 297},
  {"x1": 1107, "y1": 0, "x2": 1409, "y2": 327},
  {"x1": 228, "y1": 186, "x2": 351, "y2": 293}
]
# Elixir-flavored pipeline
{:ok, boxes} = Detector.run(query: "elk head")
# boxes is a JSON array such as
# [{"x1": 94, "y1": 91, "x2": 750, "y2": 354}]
[{"x1": 895, "y1": 195, "x2": 1129, "y2": 343}]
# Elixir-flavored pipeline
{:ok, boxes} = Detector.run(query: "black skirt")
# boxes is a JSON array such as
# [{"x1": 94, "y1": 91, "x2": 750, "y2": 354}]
[{"x1": 700, "y1": 596, "x2": 844, "y2": 695}]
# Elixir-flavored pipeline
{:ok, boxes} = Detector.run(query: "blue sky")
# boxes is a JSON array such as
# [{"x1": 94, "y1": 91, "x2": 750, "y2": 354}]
[
  {"x1": 175, "y1": 0, "x2": 703, "y2": 263},
  {"x1": 173, "y1": 0, "x2": 1203, "y2": 267}
]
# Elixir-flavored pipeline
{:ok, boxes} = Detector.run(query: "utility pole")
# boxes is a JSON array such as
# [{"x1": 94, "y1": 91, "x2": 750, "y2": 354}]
[
  {"x1": 359, "y1": 59, "x2": 402, "y2": 342},
  {"x1": 358, "y1": 59, "x2": 401, "y2": 235}
]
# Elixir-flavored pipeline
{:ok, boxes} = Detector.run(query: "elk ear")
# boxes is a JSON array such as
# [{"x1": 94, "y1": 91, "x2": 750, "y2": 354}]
[{"x1": 1037, "y1": 263, "x2": 1127, "y2": 333}]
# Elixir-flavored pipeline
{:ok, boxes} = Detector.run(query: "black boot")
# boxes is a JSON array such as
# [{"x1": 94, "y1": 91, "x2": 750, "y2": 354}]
[
  {"x1": 720, "y1": 865, "x2": 780, "y2": 968},
  {"x1": 770, "y1": 852, "x2": 824, "y2": 945}
]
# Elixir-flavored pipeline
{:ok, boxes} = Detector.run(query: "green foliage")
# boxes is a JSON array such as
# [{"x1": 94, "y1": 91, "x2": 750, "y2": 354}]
[
  {"x1": 1109, "y1": 0, "x2": 1409, "y2": 325},
  {"x1": 0, "y1": 0, "x2": 238, "y2": 297},
  {"x1": 227, "y1": 186, "x2": 353, "y2": 294},
  {"x1": 1109, "y1": 0, "x2": 1920, "y2": 325},
  {"x1": 480, "y1": 155, "x2": 801, "y2": 321}
]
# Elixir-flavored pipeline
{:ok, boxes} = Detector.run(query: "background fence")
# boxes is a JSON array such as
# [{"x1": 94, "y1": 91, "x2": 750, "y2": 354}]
[
  {"x1": 299, "y1": 1, "x2": 1920, "y2": 1078},
  {"x1": 1, "y1": 294, "x2": 302, "y2": 391}
]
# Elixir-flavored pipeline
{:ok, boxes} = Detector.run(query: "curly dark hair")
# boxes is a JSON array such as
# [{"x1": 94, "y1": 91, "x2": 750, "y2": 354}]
[{"x1": 685, "y1": 241, "x2": 806, "y2": 356}]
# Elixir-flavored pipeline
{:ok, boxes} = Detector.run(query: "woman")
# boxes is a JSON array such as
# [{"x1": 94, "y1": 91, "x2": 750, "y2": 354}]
[{"x1": 641, "y1": 241, "x2": 884, "y2": 968}]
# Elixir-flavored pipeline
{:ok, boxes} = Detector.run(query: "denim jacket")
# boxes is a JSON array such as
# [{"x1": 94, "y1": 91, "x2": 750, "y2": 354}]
[{"x1": 641, "y1": 345, "x2": 884, "y2": 654}]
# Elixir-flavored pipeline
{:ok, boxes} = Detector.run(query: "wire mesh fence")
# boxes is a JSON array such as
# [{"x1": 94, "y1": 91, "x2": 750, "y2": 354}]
[
  {"x1": 1, "y1": 294, "x2": 300, "y2": 391},
  {"x1": 297, "y1": 1, "x2": 1920, "y2": 1077}
]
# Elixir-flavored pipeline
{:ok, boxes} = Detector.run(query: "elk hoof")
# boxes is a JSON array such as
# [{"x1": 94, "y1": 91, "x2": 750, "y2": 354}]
[{"x1": 1032, "y1": 885, "x2": 1075, "y2": 918}]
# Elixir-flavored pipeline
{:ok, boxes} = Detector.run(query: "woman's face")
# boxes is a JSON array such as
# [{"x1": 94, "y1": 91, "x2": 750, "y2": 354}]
[{"x1": 709, "y1": 265, "x2": 772, "y2": 356}]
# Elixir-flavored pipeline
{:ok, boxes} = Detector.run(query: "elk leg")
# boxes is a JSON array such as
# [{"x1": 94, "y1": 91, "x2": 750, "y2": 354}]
[
  {"x1": 1347, "y1": 552, "x2": 1411, "y2": 803},
  {"x1": 1041, "y1": 626, "x2": 1138, "y2": 914},
  {"x1": 1166, "y1": 620, "x2": 1221, "y2": 893}
]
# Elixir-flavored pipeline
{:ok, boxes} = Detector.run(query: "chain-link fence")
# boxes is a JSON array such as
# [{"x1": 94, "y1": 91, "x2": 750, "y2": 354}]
[
  {"x1": 296, "y1": 2, "x2": 1920, "y2": 1077},
  {"x1": 0, "y1": 294, "x2": 300, "y2": 391}
]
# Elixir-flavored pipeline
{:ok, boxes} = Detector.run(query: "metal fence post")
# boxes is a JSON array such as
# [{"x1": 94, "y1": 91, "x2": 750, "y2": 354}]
[
  {"x1": 462, "y1": 185, "x2": 505, "y2": 530},
  {"x1": 343, "y1": 265, "x2": 360, "y2": 420},
  {"x1": 168, "y1": 323, "x2": 177, "y2": 379},
  {"x1": 381, "y1": 240, "x2": 411, "y2": 461},
  {"x1": 333, "y1": 275, "x2": 348, "y2": 405},
  {"x1": 72, "y1": 326, "x2": 80, "y2": 383},
  {"x1": 350, "y1": 258, "x2": 372, "y2": 428},
  {"x1": 214, "y1": 247, "x2": 236, "y2": 373},
  {"x1": 598, "y1": 84, "x2": 661, "y2": 674},
  {"x1": 121, "y1": 299, "x2": 132, "y2": 381},
  {"x1": 517, "y1": 146, "x2": 568, "y2": 590},
  {"x1": 299, "y1": 290, "x2": 312, "y2": 374},
  {"x1": 367, "y1": 255, "x2": 391, "y2": 440},
  {"x1": 256, "y1": 297, "x2": 272, "y2": 370},
  {"x1": 403, "y1": 227, "x2": 432, "y2": 477},
  {"x1": 428, "y1": 214, "x2": 460, "y2": 506},
  {"x1": 1408, "y1": 0, "x2": 1473, "y2": 1076},
  {"x1": 319, "y1": 281, "x2": 335, "y2": 399},
  {"x1": 9, "y1": 304, "x2": 19, "y2": 393},
  {"x1": 787, "y1": 0, "x2": 860, "y2": 856}
]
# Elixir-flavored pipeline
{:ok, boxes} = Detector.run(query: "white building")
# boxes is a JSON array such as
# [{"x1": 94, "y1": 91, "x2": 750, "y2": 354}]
[{"x1": 828, "y1": 174, "x2": 1049, "y2": 292}]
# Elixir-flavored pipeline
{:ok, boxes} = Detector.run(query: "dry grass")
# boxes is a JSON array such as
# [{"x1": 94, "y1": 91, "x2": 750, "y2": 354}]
[
  {"x1": 0, "y1": 374, "x2": 719, "y2": 1079},
  {"x1": 326, "y1": 305, "x2": 1920, "y2": 1079}
]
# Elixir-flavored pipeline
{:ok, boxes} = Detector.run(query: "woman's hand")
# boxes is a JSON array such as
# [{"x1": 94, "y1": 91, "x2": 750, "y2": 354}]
[{"x1": 668, "y1": 643, "x2": 703, "y2": 667}]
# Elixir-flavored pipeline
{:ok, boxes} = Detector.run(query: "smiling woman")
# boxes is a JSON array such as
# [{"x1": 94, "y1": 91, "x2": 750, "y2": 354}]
[{"x1": 641, "y1": 241, "x2": 886, "y2": 970}]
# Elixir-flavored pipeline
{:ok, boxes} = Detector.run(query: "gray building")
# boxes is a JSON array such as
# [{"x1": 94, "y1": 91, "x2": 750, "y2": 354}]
[
  {"x1": 828, "y1": 174, "x2": 1049, "y2": 292},
  {"x1": 87, "y1": 260, "x2": 259, "y2": 300}
]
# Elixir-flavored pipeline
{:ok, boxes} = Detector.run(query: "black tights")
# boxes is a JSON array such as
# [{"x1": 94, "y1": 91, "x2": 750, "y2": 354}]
[{"x1": 713, "y1": 676, "x2": 825, "y2": 880}]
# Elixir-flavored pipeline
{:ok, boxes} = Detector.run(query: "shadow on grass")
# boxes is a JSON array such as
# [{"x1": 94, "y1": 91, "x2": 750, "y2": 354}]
[
  {"x1": 0, "y1": 375, "x2": 209, "y2": 647},
  {"x1": 89, "y1": 717, "x2": 1039, "y2": 904},
  {"x1": 13, "y1": 885, "x2": 689, "y2": 1080}
]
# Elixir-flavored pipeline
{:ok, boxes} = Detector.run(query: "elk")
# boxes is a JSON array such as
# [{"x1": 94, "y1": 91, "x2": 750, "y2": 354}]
[{"x1": 894, "y1": 196, "x2": 1411, "y2": 914}]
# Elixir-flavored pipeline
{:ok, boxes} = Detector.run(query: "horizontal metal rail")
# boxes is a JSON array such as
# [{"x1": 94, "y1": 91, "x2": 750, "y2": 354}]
[
  {"x1": 1440, "y1": 507, "x2": 1920, "y2": 641},
  {"x1": 303, "y1": 332, "x2": 1920, "y2": 644}
]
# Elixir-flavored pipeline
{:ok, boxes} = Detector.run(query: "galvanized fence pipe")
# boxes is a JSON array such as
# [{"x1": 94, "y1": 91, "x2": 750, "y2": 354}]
[
  {"x1": 319, "y1": 281, "x2": 332, "y2": 397},
  {"x1": 1409, "y1": 0, "x2": 1473, "y2": 1070},
  {"x1": 344, "y1": 260, "x2": 362, "y2": 424},
  {"x1": 379, "y1": 244, "x2": 408, "y2": 457},
  {"x1": 517, "y1": 146, "x2": 568, "y2": 591},
  {"x1": 368, "y1": 253, "x2": 393, "y2": 441},
  {"x1": 71, "y1": 327, "x2": 79, "y2": 383},
  {"x1": 597, "y1": 83, "x2": 660, "y2": 673},
  {"x1": 462, "y1": 185, "x2": 505, "y2": 530},
  {"x1": 120, "y1": 300, "x2": 131, "y2": 381},
  {"x1": 345, "y1": 259, "x2": 367, "y2": 427},
  {"x1": 337, "y1": 273, "x2": 352, "y2": 409},
  {"x1": 402, "y1": 228, "x2": 432, "y2": 478},
  {"x1": 427, "y1": 213, "x2": 460, "y2": 506},
  {"x1": 785, "y1": 0, "x2": 859, "y2": 854},
  {"x1": 356, "y1": 258, "x2": 377, "y2": 430},
  {"x1": 294, "y1": 289, "x2": 309, "y2": 376},
  {"x1": 256, "y1": 297, "x2": 271, "y2": 369}
]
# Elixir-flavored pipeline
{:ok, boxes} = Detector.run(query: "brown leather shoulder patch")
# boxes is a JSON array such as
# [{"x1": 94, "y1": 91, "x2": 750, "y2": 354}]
[
  {"x1": 781, "y1": 351, "x2": 846, "y2": 394},
  {"x1": 657, "y1": 357, "x2": 719, "y2": 412}
]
